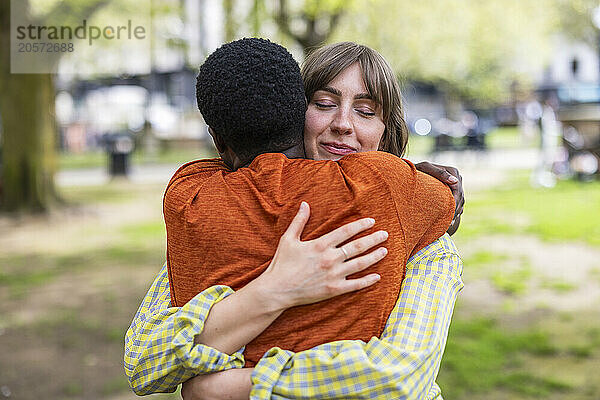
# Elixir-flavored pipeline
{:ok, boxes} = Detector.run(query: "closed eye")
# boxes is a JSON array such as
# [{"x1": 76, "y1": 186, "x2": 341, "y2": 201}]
[
  {"x1": 315, "y1": 102, "x2": 336, "y2": 109},
  {"x1": 356, "y1": 108, "x2": 375, "y2": 117}
]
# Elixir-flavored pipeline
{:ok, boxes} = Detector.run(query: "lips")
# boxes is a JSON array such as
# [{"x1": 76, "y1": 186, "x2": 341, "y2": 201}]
[{"x1": 320, "y1": 142, "x2": 357, "y2": 156}]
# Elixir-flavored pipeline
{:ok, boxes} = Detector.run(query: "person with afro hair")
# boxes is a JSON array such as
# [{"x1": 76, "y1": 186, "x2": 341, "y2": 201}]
[{"x1": 196, "y1": 38, "x2": 307, "y2": 168}]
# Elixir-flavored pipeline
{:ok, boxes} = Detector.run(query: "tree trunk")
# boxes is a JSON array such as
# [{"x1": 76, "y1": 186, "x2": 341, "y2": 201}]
[
  {"x1": 275, "y1": 0, "x2": 344, "y2": 57},
  {"x1": 0, "y1": 0, "x2": 59, "y2": 213}
]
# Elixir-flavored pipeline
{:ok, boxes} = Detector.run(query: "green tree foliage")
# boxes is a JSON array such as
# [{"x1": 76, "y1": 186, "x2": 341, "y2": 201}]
[
  {"x1": 224, "y1": 0, "x2": 237, "y2": 42},
  {"x1": 229, "y1": 0, "x2": 353, "y2": 56},
  {"x1": 333, "y1": 0, "x2": 600, "y2": 104},
  {"x1": 242, "y1": 0, "x2": 597, "y2": 104},
  {"x1": 0, "y1": 0, "x2": 117, "y2": 213},
  {"x1": 329, "y1": 0, "x2": 557, "y2": 104},
  {"x1": 554, "y1": 0, "x2": 600, "y2": 43},
  {"x1": 0, "y1": 0, "x2": 65, "y2": 212}
]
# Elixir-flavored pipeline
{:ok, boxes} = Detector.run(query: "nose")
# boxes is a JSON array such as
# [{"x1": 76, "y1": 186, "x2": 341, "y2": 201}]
[{"x1": 330, "y1": 107, "x2": 353, "y2": 135}]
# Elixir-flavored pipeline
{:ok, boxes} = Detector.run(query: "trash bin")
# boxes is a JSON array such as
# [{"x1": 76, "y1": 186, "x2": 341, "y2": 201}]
[{"x1": 104, "y1": 133, "x2": 134, "y2": 177}]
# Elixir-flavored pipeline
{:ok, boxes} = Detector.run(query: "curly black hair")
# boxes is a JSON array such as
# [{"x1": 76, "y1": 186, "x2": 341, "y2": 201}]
[{"x1": 196, "y1": 38, "x2": 306, "y2": 162}]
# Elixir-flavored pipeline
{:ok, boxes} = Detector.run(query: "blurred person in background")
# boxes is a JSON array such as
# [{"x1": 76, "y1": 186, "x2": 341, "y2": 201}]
[
  {"x1": 532, "y1": 95, "x2": 561, "y2": 187},
  {"x1": 125, "y1": 39, "x2": 464, "y2": 400}
]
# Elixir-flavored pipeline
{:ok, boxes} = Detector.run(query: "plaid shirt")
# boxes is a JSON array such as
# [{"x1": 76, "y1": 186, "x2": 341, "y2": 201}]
[{"x1": 124, "y1": 234, "x2": 462, "y2": 399}]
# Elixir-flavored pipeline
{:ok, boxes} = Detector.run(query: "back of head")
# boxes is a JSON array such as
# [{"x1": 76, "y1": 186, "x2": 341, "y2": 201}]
[
  {"x1": 302, "y1": 42, "x2": 408, "y2": 157},
  {"x1": 196, "y1": 38, "x2": 306, "y2": 161}
]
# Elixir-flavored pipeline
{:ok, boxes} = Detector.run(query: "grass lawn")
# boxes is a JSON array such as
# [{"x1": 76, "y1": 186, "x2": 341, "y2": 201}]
[
  {"x1": 0, "y1": 182, "x2": 170, "y2": 400},
  {"x1": 438, "y1": 310, "x2": 600, "y2": 399},
  {"x1": 439, "y1": 170, "x2": 600, "y2": 399}
]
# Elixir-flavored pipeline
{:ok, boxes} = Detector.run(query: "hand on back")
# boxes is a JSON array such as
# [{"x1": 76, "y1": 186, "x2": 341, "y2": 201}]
[{"x1": 255, "y1": 202, "x2": 388, "y2": 311}]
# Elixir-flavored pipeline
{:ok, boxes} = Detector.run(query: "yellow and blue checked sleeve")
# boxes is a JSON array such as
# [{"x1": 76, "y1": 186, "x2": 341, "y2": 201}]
[
  {"x1": 124, "y1": 234, "x2": 462, "y2": 398},
  {"x1": 124, "y1": 270, "x2": 245, "y2": 395},
  {"x1": 249, "y1": 233, "x2": 462, "y2": 399}
]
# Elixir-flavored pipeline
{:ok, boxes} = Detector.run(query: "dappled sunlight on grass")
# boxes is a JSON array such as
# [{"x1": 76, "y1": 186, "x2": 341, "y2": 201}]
[
  {"x1": 438, "y1": 317, "x2": 565, "y2": 398},
  {"x1": 438, "y1": 311, "x2": 600, "y2": 399},
  {"x1": 490, "y1": 263, "x2": 532, "y2": 295}
]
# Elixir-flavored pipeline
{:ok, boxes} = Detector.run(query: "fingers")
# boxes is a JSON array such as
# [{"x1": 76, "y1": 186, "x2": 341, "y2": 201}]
[
  {"x1": 418, "y1": 161, "x2": 463, "y2": 186},
  {"x1": 337, "y1": 273, "x2": 381, "y2": 295},
  {"x1": 438, "y1": 165, "x2": 463, "y2": 215},
  {"x1": 338, "y1": 230, "x2": 388, "y2": 260},
  {"x1": 451, "y1": 188, "x2": 463, "y2": 211},
  {"x1": 456, "y1": 193, "x2": 465, "y2": 215},
  {"x1": 434, "y1": 164, "x2": 461, "y2": 186},
  {"x1": 317, "y1": 217, "x2": 376, "y2": 248},
  {"x1": 283, "y1": 202, "x2": 310, "y2": 240},
  {"x1": 438, "y1": 168, "x2": 457, "y2": 184},
  {"x1": 335, "y1": 246, "x2": 388, "y2": 294},
  {"x1": 444, "y1": 166, "x2": 461, "y2": 186},
  {"x1": 414, "y1": 161, "x2": 435, "y2": 177},
  {"x1": 418, "y1": 162, "x2": 465, "y2": 223},
  {"x1": 416, "y1": 161, "x2": 455, "y2": 184},
  {"x1": 451, "y1": 179, "x2": 465, "y2": 217},
  {"x1": 341, "y1": 247, "x2": 388, "y2": 276}
]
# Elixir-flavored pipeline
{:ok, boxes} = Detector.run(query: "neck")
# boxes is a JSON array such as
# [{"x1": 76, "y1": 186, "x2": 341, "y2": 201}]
[
  {"x1": 281, "y1": 142, "x2": 306, "y2": 160},
  {"x1": 229, "y1": 142, "x2": 306, "y2": 170}
]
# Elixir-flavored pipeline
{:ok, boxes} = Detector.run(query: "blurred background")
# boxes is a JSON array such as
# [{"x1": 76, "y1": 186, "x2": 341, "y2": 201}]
[{"x1": 1, "y1": 0, "x2": 599, "y2": 399}]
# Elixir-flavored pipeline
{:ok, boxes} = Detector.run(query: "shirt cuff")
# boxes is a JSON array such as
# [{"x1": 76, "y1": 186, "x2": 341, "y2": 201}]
[
  {"x1": 173, "y1": 285, "x2": 246, "y2": 372},
  {"x1": 249, "y1": 347, "x2": 294, "y2": 399}
]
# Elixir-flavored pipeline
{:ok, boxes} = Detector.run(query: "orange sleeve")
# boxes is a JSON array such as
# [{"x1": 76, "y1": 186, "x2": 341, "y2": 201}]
[
  {"x1": 407, "y1": 169, "x2": 455, "y2": 256},
  {"x1": 348, "y1": 152, "x2": 454, "y2": 259}
]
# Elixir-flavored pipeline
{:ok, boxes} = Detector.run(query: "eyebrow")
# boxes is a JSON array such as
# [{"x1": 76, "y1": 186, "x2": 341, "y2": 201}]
[{"x1": 319, "y1": 86, "x2": 374, "y2": 101}]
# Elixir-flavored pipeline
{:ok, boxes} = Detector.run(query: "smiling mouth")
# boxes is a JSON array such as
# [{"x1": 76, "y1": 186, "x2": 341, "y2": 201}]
[{"x1": 320, "y1": 142, "x2": 357, "y2": 156}]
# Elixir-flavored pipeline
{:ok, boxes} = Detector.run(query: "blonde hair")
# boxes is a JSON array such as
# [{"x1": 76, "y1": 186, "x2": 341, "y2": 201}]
[{"x1": 301, "y1": 42, "x2": 408, "y2": 156}]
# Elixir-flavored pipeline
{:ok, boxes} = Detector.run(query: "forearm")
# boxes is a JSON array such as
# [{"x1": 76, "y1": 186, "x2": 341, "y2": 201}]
[
  {"x1": 194, "y1": 278, "x2": 285, "y2": 355},
  {"x1": 222, "y1": 369, "x2": 253, "y2": 400},
  {"x1": 182, "y1": 368, "x2": 254, "y2": 400},
  {"x1": 447, "y1": 213, "x2": 461, "y2": 236}
]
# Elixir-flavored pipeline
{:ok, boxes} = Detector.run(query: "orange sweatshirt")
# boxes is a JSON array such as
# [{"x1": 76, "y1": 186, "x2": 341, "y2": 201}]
[{"x1": 165, "y1": 151, "x2": 454, "y2": 367}]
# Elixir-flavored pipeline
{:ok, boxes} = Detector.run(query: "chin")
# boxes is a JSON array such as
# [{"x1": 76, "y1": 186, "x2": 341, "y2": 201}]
[{"x1": 315, "y1": 150, "x2": 342, "y2": 161}]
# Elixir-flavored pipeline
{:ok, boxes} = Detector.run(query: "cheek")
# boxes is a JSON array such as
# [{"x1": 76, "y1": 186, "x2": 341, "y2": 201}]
[
  {"x1": 357, "y1": 119, "x2": 385, "y2": 151},
  {"x1": 303, "y1": 107, "x2": 327, "y2": 156}
]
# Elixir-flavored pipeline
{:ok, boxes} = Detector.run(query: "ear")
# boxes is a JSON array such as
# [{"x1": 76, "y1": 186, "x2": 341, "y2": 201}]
[{"x1": 208, "y1": 126, "x2": 227, "y2": 153}]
